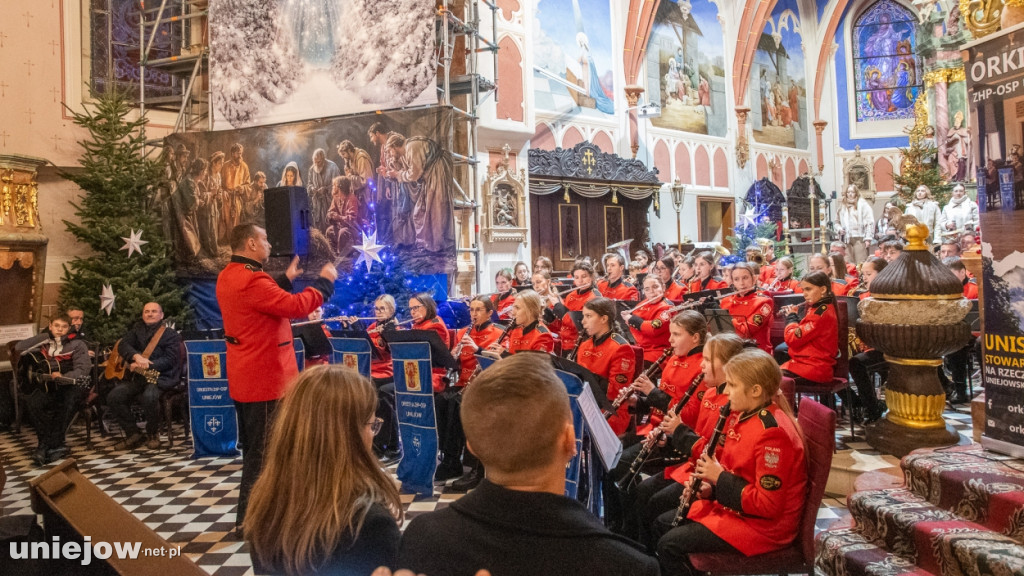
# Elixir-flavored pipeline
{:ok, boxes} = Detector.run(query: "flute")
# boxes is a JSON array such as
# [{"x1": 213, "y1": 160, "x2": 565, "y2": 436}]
[
  {"x1": 556, "y1": 282, "x2": 592, "y2": 296},
  {"x1": 671, "y1": 401, "x2": 731, "y2": 527},
  {"x1": 624, "y1": 296, "x2": 661, "y2": 315},
  {"x1": 776, "y1": 303, "x2": 805, "y2": 317},
  {"x1": 291, "y1": 315, "x2": 374, "y2": 327},
  {"x1": 366, "y1": 318, "x2": 415, "y2": 334}
]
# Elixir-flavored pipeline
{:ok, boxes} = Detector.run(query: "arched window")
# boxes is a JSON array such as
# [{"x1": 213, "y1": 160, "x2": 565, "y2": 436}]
[
  {"x1": 88, "y1": 0, "x2": 183, "y2": 97},
  {"x1": 852, "y1": 0, "x2": 920, "y2": 122}
]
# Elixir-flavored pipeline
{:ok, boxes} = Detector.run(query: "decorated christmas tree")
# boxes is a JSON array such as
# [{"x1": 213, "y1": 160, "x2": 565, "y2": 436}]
[
  {"x1": 57, "y1": 89, "x2": 188, "y2": 346},
  {"x1": 893, "y1": 93, "x2": 952, "y2": 206}
]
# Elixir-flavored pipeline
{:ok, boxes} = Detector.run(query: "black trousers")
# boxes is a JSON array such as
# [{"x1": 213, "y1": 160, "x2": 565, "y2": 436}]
[
  {"x1": 373, "y1": 377, "x2": 399, "y2": 453},
  {"x1": 24, "y1": 386, "x2": 89, "y2": 450},
  {"x1": 107, "y1": 379, "x2": 161, "y2": 435},
  {"x1": 434, "y1": 387, "x2": 465, "y2": 463},
  {"x1": 637, "y1": 475, "x2": 683, "y2": 551},
  {"x1": 654, "y1": 516, "x2": 738, "y2": 576},
  {"x1": 234, "y1": 399, "x2": 279, "y2": 529},
  {"x1": 848, "y1": 350, "x2": 886, "y2": 417},
  {"x1": 773, "y1": 342, "x2": 790, "y2": 365},
  {"x1": 941, "y1": 343, "x2": 972, "y2": 395}
]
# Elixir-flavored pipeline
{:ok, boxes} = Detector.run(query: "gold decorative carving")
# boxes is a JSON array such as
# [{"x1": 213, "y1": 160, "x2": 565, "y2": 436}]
[
  {"x1": 924, "y1": 67, "x2": 967, "y2": 88},
  {"x1": 735, "y1": 107, "x2": 751, "y2": 169},
  {"x1": 883, "y1": 355, "x2": 944, "y2": 366},
  {"x1": 884, "y1": 390, "x2": 948, "y2": 429},
  {"x1": 961, "y1": 0, "x2": 1003, "y2": 39},
  {"x1": 483, "y1": 144, "x2": 529, "y2": 244}
]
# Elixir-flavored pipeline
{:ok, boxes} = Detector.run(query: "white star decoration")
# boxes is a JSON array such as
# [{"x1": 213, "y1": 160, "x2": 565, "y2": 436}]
[
  {"x1": 119, "y1": 228, "x2": 148, "y2": 258},
  {"x1": 353, "y1": 231, "x2": 386, "y2": 273},
  {"x1": 100, "y1": 284, "x2": 116, "y2": 316},
  {"x1": 739, "y1": 207, "x2": 758, "y2": 228}
]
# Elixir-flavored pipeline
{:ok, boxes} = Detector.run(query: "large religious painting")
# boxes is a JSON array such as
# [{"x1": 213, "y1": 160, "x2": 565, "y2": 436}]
[
  {"x1": 853, "y1": 0, "x2": 921, "y2": 122},
  {"x1": 645, "y1": 0, "x2": 727, "y2": 136},
  {"x1": 162, "y1": 108, "x2": 456, "y2": 277},
  {"x1": 749, "y1": 0, "x2": 808, "y2": 149},
  {"x1": 533, "y1": 0, "x2": 616, "y2": 117},
  {"x1": 209, "y1": 0, "x2": 437, "y2": 130}
]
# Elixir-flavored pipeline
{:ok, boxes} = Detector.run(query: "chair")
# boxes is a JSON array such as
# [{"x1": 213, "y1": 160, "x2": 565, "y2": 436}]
[
  {"x1": 630, "y1": 345, "x2": 645, "y2": 380},
  {"x1": 790, "y1": 297, "x2": 857, "y2": 438},
  {"x1": 157, "y1": 341, "x2": 190, "y2": 448},
  {"x1": 687, "y1": 397, "x2": 837, "y2": 575},
  {"x1": 5, "y1": 341, "x2": 23, "y2": 433},
  {"x1": 779, "y1": 376, "x2": 796, "y2": 411}
]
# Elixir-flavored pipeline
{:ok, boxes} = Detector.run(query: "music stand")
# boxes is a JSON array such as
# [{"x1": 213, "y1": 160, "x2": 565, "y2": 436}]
[
  {"x1": 532, "y1": 351, "x2": 614, "y2": 413},
  {"x1": 383, "y1": 329, "x2": 460, "y2": 370},
  {"x1": 704, "y1": 309, "x2": 735, "y2": 335},
  {"x1": 567, "y1": 310, "x2": 584, "y2": 331},
  {"x1": 330, "y1": 328, "x2": 381, "y2": 359},
  {"x1": 682, "y1": 286, "x2": 736, "y2": 302},
  {"x1": 292, "y1": 322, "x2": 333, "y2": 357}
]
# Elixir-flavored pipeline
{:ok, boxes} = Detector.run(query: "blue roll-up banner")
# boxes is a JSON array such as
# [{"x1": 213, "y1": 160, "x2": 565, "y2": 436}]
[
  {"x1": 475, "y1": 355, "x2": 586, "y2": 498},
  {"x1": 184, "y1": 340, "x2": 240, "y2": 459},
  {"x1": 392, "y1": 341, "x2": 437, "y2": 496},
  {"x1": 329, "y1": 337, "x2": 372, "y2": 377},
  {"x1": 998, "y1": 167, "x2": 1016, "y2": 212}
]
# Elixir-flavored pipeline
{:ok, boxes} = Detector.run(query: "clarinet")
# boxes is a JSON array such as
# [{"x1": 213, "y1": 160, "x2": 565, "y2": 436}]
[
  {"x1": 615, "y1": 372, "x2": 705, "y2": 490},
  {"x1": 493, "y1": 320, "x2": 517, "y2": 351},
  {"x1": 604, "y1": 347, "x2": 673, "y2": 419},
  {"x1": 671, "y1": 402, "x2": 731, "y2": 527},
  {"x1": 566, "y1": 332, "x2": 587, "y2": 362}
]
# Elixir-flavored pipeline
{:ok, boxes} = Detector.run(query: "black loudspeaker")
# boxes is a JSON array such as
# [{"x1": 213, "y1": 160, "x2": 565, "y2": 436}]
[{"x1": 264, "y1": 186, "x2": 310, "y2": 257}]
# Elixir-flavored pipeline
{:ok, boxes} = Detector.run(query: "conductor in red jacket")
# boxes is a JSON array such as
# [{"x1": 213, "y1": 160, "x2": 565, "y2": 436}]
[{"x1": 216, "y1": 224, "x2": 338, "y2": 532}]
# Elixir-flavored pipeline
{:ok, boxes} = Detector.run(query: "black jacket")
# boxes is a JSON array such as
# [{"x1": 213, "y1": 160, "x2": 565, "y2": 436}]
[
  {"x1": 397, "y1": 479, "x2": 660, "y2": 576},
  {"x1": 117, "y1": 322, "x2": 183, "y2": 390}
]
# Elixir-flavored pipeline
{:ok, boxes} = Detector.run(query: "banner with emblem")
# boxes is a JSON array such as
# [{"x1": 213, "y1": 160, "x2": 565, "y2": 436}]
[
  {"x1": 329, "y1": 337, "x2": 371, "y2": 377},
  {"x1": 391, "y1": 341, "x2": 437, "y2": 495},
  {"x1": 184, "y1": 340, "x2": 240, "y2": 458}
]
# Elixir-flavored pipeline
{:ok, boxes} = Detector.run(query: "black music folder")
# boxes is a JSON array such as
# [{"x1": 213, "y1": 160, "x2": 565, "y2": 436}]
[
  {"x1": 292, "y1": 322, "x2": 332, "y2": 357},
  {"x1": 383, "y1": 329, "x2": 460, "y2": 370},
  {"x1": 533, "y1": 351, "x2": 614, "y2": 413}
]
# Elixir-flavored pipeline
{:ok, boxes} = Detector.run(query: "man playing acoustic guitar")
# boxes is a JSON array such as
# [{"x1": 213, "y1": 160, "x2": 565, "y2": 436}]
[
  {"x1": 15, "y1": 314, "x2": 91, "y2": 466},
  {"x1": 107, "y1": 302, "x2": 183, "y2": 452}
]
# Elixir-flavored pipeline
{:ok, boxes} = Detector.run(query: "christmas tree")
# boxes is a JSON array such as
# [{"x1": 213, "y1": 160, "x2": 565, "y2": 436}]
[
  {"x1": 57, "y1": 89, "x2": 188, "y2": 346},
  {"x1": 892, "y1": 92, "x2": 952, "y2": 206}
]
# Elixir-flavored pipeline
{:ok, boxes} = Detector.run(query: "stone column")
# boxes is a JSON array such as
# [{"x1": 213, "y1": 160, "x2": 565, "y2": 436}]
[
  {"x1": 735, "y1": 107, "x2": 751, "y2": 168},
  {"x1": 813, "y1": 120, "x2": 828, "y2": 172}
]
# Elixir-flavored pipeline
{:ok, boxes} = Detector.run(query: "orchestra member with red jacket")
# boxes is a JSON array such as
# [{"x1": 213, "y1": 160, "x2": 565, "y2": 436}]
[
  {"x1": 720, "y1": 263, "x2": 775, "y2": 353},
  {"x1": 598, "y1": 253, "x2": 640, "y2": 301},
  {"x1": 491, "y1": 269, "x2": 517, "y2": 322},
  {"x1": 452, "y1": 296, "x2": 504, "y2": 386},
  {"x1": 533, "y1": 269, "x2": 564, "y2": 349},
  {"x1": 408, "y1": 293, "x2": 449, "y2": 394},
  {"x1": 773, "y1": 271, "x2": 839, "y2": 385},
  {"x1": 552, "y1": 263, "x2": 600, "y2": 354},
  {"x1": 365, "y1": 294, "x2": 403, "y2": 463},
  {"x1": 576, "y1": 298, "x2": 637, "y2": 436},
  {"x1": 654, "y1": 256, "x2": 688, "y2": 302},
  {"x1": 688, "y1": 252, "x2": 729, "y2": 293},
  {"x1": 621, "y1": 276, "x2": 673, "y2": 364},
  {"x1": 763, "y1": 256, "x2": 801, "y2": 293},
  {"x1": 655, "y1": 350, "x2": 807, "y2": 575},
  {"x1": 493, "y1": 290, "x2": 555, "y2": 354}
]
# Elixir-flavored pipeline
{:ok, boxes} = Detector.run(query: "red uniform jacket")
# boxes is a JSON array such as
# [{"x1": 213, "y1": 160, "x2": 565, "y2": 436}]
[
  {"x1": 216, "y1": 256, "x2": 331, "y2": 402},
  {"x1": 491, "y1": 290, "x2": 516, "y2": 322},
  {"x1": 721, "y1": 291, "x2": 774, "y2": 354},
  {"x1": 625, "y1": 298, "x2": 672, "y2": 363},
  {"x1": 638, "y1": 346, "x2": 703, "y2": 435},
  {"x1": 689, "y1": 403, "x2": 807, "y2": 557},
  {"x1": 505, "y1": 321, "x2": 554, "y2": 354},
  {"x1": 963, "y1": 278, "x2": 978, "y2": 299},
  {"x1": 845, "y1": 262, "x2": 857, "y2": 276},
  {"x1": 411, "y1": 317, "x2": 450, "y2": 393},
  {"x1": 758, "y1": 263, "x2": 777, "y2": 286},
  {"x1": 664, "y1": 281, "x2": 687, "y2": 302},
  {"x1": 597, "y1": 277, "x2": 639, "y2": 301},
  {"x1": 368, "y1": 320, "x2": 397, "y2": 380},
  {"x1": 782, "y1": 300, "x2": 838, "y2": 383},
  {"x1": 764, "y1": 277, "x2": 800, "y2": 293},
  {"x1": 454, "y1": 322, "x2": 503, "y2": 386},
  {"x1": 667, "y1": 381, "x2": 728, "y2": 482},
  {"x1": 831, "y1": 277, "x2": 856, "y2": 296},
  {"x1": 553, "y1": 286, "x2": 599, "y2": 352},
  {"x1": 688, "y1": 276, "x2": 729, "y2": 294},
  {"x1": 577, "y1": 332, "x2": 636, "y2": 435}
]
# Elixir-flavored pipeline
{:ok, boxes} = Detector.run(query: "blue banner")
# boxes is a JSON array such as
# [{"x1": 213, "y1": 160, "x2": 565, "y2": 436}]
[
  {"x1": 391, "y1": 342, "x2": 437, "y2": 496},
  {"x1": 475, "y1": 355, "x2": 586, "y2": 499},
  {"x1": 184, "y1": 340, "x2": 240, "y2": 459},
  {"x1": 998, "y1": 167, "x2": 1016, "y2": 212},
  {"x1": 293, "y1": 338, "x2": 305, "y2": 372},
  {"x1": 328, "y1": 338, "x2": 372, "y2": 377},
  {"x1": 978, "y1": 168, "x2": 989, "y2": 213}
]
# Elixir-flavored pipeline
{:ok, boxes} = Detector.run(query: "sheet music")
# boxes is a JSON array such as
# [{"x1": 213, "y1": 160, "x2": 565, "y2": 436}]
[{"x1": 576, "y1": 383, "x2": 622, "y2": 471}]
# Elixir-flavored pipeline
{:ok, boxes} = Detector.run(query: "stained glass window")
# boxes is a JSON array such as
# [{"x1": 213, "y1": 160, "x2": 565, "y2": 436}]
[
  {"x1": 89, "y1": 0, "x2": 182, "y2": 97},
  {"x1": 853, "y1": 0, "x2": 920, "y2": 122}
]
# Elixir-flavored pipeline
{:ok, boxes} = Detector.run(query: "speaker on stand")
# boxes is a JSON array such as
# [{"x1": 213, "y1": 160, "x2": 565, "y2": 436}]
[{"x1": 263, "y1": 186, "x2": 310, "y2": 257}]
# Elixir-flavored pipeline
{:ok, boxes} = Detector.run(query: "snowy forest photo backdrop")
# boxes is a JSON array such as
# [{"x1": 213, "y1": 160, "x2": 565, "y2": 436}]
[{"x1": 209, "y1": 0, "x2": 437, "y2": 129}]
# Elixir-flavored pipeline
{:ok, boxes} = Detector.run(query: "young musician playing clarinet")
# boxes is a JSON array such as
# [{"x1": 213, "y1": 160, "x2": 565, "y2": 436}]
[
  {"x1": 772, "y1": 271, "x2": 839, "y2": 387},
  {"x1": 604, "y1": 311, "x2": 706, "y2": 536},
  {"x1": 621, "y1": 276, "x2": 673, "y2": 366},
  {"x1": 687, "y1": 252, "x2": 729, "y2": 294},
  {"x1": 598, "y1": 253, "x2": 640, "y2": 301},
  {"x1": 489, "y1": 290, "x2": 555, "y2": 354},
  {"x1": 445, "y1": 296, "x2": 504, "y2": 492},
  {"x1": 532, "y1": 269, "x2": 564, "y2": 349},
  {"x1": 552, "y1": 262, "x2": 600, "y2": 355},
  {"x1": 491, "y1": 269, "x2": 517, "y2": 322},
  {"x1": 367, "y1": 295, "x2": 402, "y2": 463},
  {"x1": 576, "y1": 298, "x2": 636, "y2": 436},
  {"x1": 719, "y1": 263, "x2": 775, "y2": 354},
  {"x1": 631, "y1": 333, "x2": 746, "y2": 550},
  {"x1": 655, "y1": 256, "x2": 688, "y2": 302},
  {"x1": 654, "y1": 350, "x2": 807, "y2": 576}
]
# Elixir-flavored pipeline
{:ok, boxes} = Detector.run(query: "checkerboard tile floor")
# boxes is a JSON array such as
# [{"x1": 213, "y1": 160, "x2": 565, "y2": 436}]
[{"x1": 0, "y1": 402, "x2": 977, "y2": 575}]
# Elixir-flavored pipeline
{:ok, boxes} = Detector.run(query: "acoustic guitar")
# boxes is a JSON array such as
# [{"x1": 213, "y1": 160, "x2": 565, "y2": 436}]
[
  {"x1": 104, "y1": 340, "x2": 160, "y2": 385},
  {"x1": 19, "y1": 350, "x2": 91, "y2": 395}
]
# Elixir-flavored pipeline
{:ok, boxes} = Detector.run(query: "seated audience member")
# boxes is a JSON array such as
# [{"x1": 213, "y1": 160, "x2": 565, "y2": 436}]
[
  {"x1": 107, "y1": 302, "x2": 183, "y2": 451},
  {"x1": 941, "y1": 256, "x2": 976, "y2": 405},
  {"x1": 848, "y1": 257, "x2": 888, "y2": 423},
  {"x1": 773, "y1": 271, "x2": 838, "y2": 385},
  {"x1": 396, "y1": 353, "x2": 659, "y2": 576},
  {"x1": 881, "y1": 240, "x2": 903, "y2": 263},
  {"x1": 960, "y1": 232, "x2": 978, "y2": 253},
  {"x1": 16, "y1": 315, "x2": 92, "y2": 466},
  {"x1": 247, "y1": 365, "x2": 402, "y2": 575},
  {"x1": 654, "y1": 350, "x2": 807, "y2": 576},
  {"x1": 938, "y1": 240, "x2": 961, "y2": 260}
]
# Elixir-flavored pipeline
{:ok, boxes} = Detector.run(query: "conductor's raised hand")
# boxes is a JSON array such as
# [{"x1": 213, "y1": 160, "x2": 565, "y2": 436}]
[
  {"x1": 285, "y1": 255, "x2": 303, "y2": 281},
  {"x1": 320, "y1": 262, "x2": 339, "y2": 283}
]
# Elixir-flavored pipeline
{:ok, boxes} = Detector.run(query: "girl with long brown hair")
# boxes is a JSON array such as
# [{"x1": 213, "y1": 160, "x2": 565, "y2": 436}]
[{"x1": 247, "y1": 365, "x2": 403, "y2": 575}]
